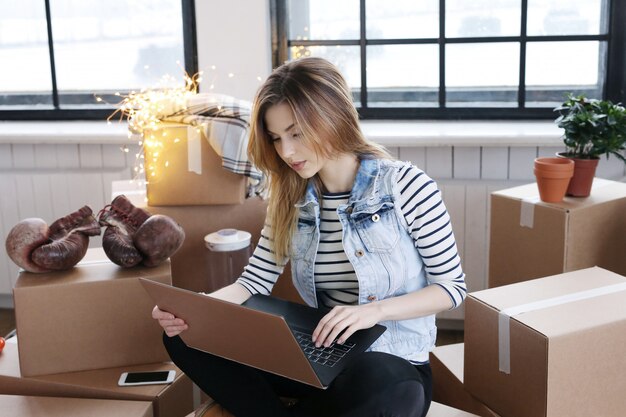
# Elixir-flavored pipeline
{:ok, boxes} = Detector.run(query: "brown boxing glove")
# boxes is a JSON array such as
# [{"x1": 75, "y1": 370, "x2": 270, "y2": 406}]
[
  {"x1": 5, "y1": 206, "x2": 101, "y2": 273},
  {"x1": 134, "y1": 215, "x2": 186, "y2": 267},
  {"x1": 98, "y1": 195, "x2": 184, "y2": 267}
]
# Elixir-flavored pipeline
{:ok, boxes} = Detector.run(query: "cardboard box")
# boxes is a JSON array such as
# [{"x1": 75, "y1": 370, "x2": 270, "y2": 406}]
[
  {"x1": 184, "y1": 400, "x2": 480, "y2": 417},
  {"x1": 144, "y1": 123, "x2": 246, "y2": 206},
  {"x1": 489, "y1": 178, "x2": 626, "y2": 288},
  {"x1": 0, "y1": 394, "x2": 153, "y2": 417},
  {"x1": 149, "y1": 198, "x2": 302, "y2": 304},
  {"x1": 13, "y1": 248, "x2": 171, "y2": 376},
  {"x1": 427, "y1": 402, "x2": 481, "y2": 417},
  {"x1": 464, "y1": 267, "x2": 626, "y2": 417},
  {"x1": 0, "y1": 341, "x2": 194, "y2": 417},
  {"x1": 430, "y1": 343, "x2": 500, "y2": 417}
]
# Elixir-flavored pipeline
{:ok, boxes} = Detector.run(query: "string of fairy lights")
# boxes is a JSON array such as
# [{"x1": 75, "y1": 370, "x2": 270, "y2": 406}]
[
  {"x1": 100, "y1": 64, "x2": 268, "y2": 190},
  {"x1": 96, "y1": 70, "x2": 199, "y2": 188},
  {"x1": 98, "y1": 63, "x2": 264, "y2": 193},
  {"x1": 100, "y1": 23, "x2": 313, "y2": 189}
]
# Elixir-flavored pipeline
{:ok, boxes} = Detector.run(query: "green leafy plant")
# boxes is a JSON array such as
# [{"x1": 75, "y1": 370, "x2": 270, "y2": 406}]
[{"x1": 554, "y1": 94, "x2": 626, "y2": 163}]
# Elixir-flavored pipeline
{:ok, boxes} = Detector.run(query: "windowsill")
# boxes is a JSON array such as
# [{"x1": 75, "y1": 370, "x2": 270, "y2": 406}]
[
  {"x1": 0, "y1": 120, "x2": 563, "y2": 147},
  {"x1": 359, "y1": 120, "x2": 563, "y2": 147},
  {"x1": 0, "y1": 121, "x2": 131, "y2": 145}
]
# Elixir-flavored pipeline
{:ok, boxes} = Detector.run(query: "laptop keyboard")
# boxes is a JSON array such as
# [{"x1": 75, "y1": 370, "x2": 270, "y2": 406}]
[{"x1": 293, "y1": 330, "x2": 356, "y2": 367}]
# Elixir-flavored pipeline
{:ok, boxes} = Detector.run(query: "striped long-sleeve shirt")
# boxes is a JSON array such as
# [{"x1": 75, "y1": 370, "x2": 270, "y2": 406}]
[{"x1": 236, "y1": 163, "x2": 466, "y2": 308}]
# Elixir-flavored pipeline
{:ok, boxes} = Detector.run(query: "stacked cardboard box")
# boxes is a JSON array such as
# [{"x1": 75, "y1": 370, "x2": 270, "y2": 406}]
[
  {"x1": 0, "y1": 394, "x2": 154, "y2": 417},
  {"x1": 5, "y1": 249, "x2": 194, "y2": 417},
  {"x1": 0, "y1": 341, "x2": 192, "y2": 417},
  {"x1": 149, "y1": 199, "x2": 301, "y2": 302},
  {"x1": 148, "y1": 198, "x2": 264, "y2": 293},
  {"x1": 144, "y1": 123, "x2": 246, "y2": 206},
  {"x1": 463, "y1": 267, "x2": 626, "y2": 417},
  {"x1": 489, "y1": 178, "x2": 626, "y2": 288},
  {"x1": 13, "y1": 248, "x2": 170, "y2": 376}
]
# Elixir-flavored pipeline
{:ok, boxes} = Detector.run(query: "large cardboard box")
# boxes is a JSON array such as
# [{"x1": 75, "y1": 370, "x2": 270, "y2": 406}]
[
  {"x1": 464, "y1": 267, "x2": 626, "y2": 417},
  {"x1": 0, "y1": 395, "x2": 153, "y2": 417},
  {"x1": 13, "y1": 248, "x2": 171, "y2": 376},
  {"x1": 0, "y1": 341, "x2": 194, "y2": 417},
  {"x1": 144, "y1": 123, "x2": 246, "y2": 206},
  {"x1": 149, "y1": 198, "x2": 302, "y2": 304},
  {"x1": 489, "y1": 178, "x2": 626, "y2": 288},
  {"x1": 430, "y1": 343, "x2": 499, "y2": 417}
]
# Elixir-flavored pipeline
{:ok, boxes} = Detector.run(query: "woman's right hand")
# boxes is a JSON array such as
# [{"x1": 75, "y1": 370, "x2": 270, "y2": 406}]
[{"x1": 152, "y1": 305, "x2": 188, "y2": 337}]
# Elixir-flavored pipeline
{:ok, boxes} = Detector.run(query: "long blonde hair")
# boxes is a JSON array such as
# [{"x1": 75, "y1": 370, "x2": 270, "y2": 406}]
[{"x1": 248, "y1": 57, "x2": 390, "y2": 260}]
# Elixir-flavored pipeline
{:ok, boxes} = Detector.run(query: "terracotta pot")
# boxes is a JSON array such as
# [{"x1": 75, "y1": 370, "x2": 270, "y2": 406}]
[
  {"x1": 533, "y1": 157, "x2": 574, "y2": 203},
  {"x1": 556, "y1": 153, "x2": 599, "y2": 197}
]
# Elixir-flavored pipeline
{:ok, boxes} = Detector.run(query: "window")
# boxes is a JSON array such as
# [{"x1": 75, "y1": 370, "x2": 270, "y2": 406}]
[
  {"x1": 0, "y1": 0, "x2": 197, "y2": 120},
  {"x1": 272, "y1": 0, "x2": 626, "y2": 119}
]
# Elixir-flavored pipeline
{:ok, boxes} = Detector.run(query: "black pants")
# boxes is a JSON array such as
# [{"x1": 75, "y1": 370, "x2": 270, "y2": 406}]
[{"x1": 164, "y1": 333, "x2": 432, "y2": 417}]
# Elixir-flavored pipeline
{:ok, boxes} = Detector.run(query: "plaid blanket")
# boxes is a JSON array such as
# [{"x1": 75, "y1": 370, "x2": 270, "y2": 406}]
[{"x1": 164, "y1": 93, "x2": 264, "y2": 197}]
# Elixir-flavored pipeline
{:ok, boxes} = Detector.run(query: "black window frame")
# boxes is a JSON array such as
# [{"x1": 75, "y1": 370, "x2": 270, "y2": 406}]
[
  {"x1": 0, "y1": 0, "x2": 198, "y2": 121},
  {"x1": 271, "y1": 0, "x2": 626, "y2": 120}
]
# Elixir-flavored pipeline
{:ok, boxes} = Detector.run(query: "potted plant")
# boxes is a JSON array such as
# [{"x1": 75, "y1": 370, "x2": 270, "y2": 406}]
[{"x1": 554, "y1": 94, "x2": 626, "y2": 197}]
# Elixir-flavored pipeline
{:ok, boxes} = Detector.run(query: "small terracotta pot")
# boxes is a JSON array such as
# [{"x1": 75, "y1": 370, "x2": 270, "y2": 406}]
[
  {"x1": 534, "y1": 157, "x2": 574, "y2": 203},
  {"x1": 556, "y1": 153, "x2": 599, "y2": 197}
]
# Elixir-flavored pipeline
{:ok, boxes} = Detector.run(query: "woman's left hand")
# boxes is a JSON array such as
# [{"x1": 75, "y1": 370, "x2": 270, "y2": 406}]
[{"x1": 312, "y1": 303, "x2": 383, "y2": 348}]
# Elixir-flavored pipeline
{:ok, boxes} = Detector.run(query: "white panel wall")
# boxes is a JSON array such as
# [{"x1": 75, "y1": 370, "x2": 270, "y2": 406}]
[
  {"x1": 2, "y1": 142, "x2": 624, "y2": 314},
  {"x1": 0, "y1": 144, "x2": 133, "y2": 301}
]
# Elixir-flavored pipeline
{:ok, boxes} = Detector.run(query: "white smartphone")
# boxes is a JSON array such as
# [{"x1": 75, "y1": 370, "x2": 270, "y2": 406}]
[{"x1": 117, "y1": 370, "x2": 176, "y2": 386}]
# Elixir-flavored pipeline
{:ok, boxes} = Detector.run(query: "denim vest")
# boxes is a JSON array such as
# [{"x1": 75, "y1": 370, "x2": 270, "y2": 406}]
[{"x1": 290, "y1": 158, "x2": 436, "y2": 362}]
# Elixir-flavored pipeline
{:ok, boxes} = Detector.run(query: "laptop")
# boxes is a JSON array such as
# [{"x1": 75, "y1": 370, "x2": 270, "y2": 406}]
[{"x1": 139, "y1": 278, "x2": 386, "y2": 389}]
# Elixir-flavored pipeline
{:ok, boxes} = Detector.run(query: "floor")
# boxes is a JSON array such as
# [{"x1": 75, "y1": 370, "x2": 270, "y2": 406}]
[{"x1": 0, "y1": 308, "x2": 463, "y2": 345}]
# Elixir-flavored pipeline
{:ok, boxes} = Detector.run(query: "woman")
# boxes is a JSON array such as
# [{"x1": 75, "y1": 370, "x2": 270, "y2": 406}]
[{"x1": 153, "y1": 57, "x2": 466, "y2": 417}]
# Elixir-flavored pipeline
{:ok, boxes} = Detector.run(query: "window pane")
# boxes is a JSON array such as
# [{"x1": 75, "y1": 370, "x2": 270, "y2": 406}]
[
  {"x1": 288, "y1": 0, "x2": 359, "y2": 40},
  {"x1": 525, "y1": 41, "x2": 606, "y2": 108},
  {"x1": 446, "y1": 43, "x2": 519, "y2": 107},
  {"x1": 366, "y1": 0, "x2": 438, "y2": 39},
  {"x1": 288, "y1": 46, "x2": 361, "y2": 105},
  {"x1": 446, "y1": 0, "x2": 521, "y2": 37},
  {"x1": 527, "y1": 0, "x2": 608, "y2": 36},
  {"x1": 0, "y1": 0, "x2": 53, "y2": 107},
  {"x1": 367, "y1": 45, "x2": 439, "y2": 108},
  {"x1": 50, "y1": 0, "x2": 185, "y2": 107}
]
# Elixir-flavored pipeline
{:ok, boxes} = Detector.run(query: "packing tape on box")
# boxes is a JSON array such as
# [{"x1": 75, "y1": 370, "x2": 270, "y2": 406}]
[
  {"x1": 187, "y1": 126, "x2": 202, "y2": 174},
  {"x1": 520, "y1": 179, "x2": 615, "y2": 229},
  {"x1": 498, "y1": 282, "x2": 626, "y2": 374},
  {"x1": 520, "y1": 196, "x2": 540, "y2": 228}
]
